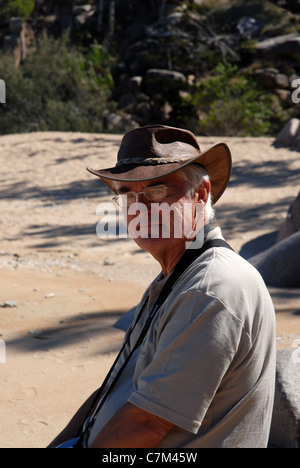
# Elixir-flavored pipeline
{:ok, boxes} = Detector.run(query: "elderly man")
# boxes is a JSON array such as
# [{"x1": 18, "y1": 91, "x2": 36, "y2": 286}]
[{"x1": 50, "y1": 125, "x2": 276, "y2": 449}]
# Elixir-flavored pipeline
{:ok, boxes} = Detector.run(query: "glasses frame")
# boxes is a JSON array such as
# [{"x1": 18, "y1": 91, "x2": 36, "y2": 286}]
[{"x1": 112, "y1": 182, "x2": 187, "y2": 207}]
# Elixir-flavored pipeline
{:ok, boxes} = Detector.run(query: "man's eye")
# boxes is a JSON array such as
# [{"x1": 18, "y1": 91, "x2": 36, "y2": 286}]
[
  {"x1": 150, "y1": 189, "x2": 163, "y2": 195},
  {"x1": 148, "y1": 187, "x2": 166, "y2": 196}
]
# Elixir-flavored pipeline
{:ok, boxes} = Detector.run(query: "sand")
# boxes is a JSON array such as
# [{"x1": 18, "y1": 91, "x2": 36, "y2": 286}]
[{"x1": 0, "y1": 131, "x2": 299, "y2": 448}]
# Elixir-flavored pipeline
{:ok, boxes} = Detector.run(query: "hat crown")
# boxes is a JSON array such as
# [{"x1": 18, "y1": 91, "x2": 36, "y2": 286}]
[
  {"x1": 117, "y1": 125, "x2": 201, "y2": 163},
  {"x1": 86, "y1": 125, "x2": 232, "y2": 205}
]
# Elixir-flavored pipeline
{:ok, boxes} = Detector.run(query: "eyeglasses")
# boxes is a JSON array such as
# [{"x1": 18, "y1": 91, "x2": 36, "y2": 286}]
[{"x1": 113, "y1": 182, "x2": 186, "y2": 207}]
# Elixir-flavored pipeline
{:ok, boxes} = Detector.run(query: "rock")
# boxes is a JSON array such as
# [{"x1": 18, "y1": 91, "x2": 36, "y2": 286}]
[
  {"x1": 237, "y1": 16, "x2": 264, "y2": 39},
  {"x1": 0, "y1": 301, "x2": 18, "y2": 308},
  {"x1": 103, "y1": 257, "x2": 115, "y2": 266},
  {"x1": 275, "y1": 89, "x2": 293, "y2": 108},
  {"x1": 118, "y1": 92, "x2": 137, "y2": 109},
  {"x1": 36, "y1": 15, "x2": 57, "y2": 31},
  {"x1": 28, "y1": 329, "x2": 47, "y2": 339},
  {"x1": 74, "y1": 13, "x2": 91, "y2": 27},
  {"x1": 72, "y1": 4, "x2": 93, "y2": 16},
  {"x1": 73, "y1": 5, "x2": 95, "y2": 28},
  {"x1": 145, "y1": 68, "x2": 187, "y2": 84},
  {"x1": 274, "y1": 118, "x2": 300, "y2": 148},
  {"x1": 103, "y1": 112, "x2": 139, "y2": 132},
  {"x1": 254, "y1": 68, "x2": 289, "y2": 90},
  {"x1": 134, "y1": 101, "x2": 152, "y2": 120},
  {"x1": 277, "y1": 191, "x2": 300, "y2": 242},
  {"x1": 143, "y1": 68, "x2": 187, "y2": 96},
  {"x1": 249, "y1": 231, "x2": 300, "y2": 287},
  {"x1": 28, "y1": 329, "x2": 42, "y2": 336},
  {"x1": 254, "y1": 68, "x2": 279, "y2": 89},
  {"x1": 269, "y1": 349, "x2": 300, "y2": 448},
  {"x1": 44, "y1": 293, "x2": 55, "y2": 299},
  {"x1": 126, "y1": 76, "x2": 142, "y2": 93},
  {"x1": 294, "y1": 138, "x2": 300, "y2": 151},
  {"x1": 163, "y1": 99, "x2": 174, "y2": 118},
  {"x1": 255, "y1": 33, "x2": 300, "y2": 58},
  {"x1": 274, "y1": 73, "x2": 290, "y2": 89}
]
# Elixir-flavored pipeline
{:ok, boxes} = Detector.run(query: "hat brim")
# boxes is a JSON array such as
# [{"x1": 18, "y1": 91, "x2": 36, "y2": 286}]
[{"x1": 87, "y1": 142, "x2": 231, "y2": 204}]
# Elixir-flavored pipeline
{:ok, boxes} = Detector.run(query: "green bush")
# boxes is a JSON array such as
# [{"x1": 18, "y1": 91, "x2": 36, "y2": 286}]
[
  {"x1": 0, "y1": 32, "x2": 115, "y2": 134},
  {"x1": 0, "y1": 0, "x2": 35, "y2": 18},
  {"x1": 191, "y1": 63, "x2": 272, "y2": 136}
]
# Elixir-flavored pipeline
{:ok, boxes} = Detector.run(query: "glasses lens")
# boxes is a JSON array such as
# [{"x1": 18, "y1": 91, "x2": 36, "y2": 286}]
[
  {"x1": 114, "y1": 185, "x2": 172, "y2": 206},
  {"x1": 144, "y1": 186, "x2": 167, "y2": 201}
]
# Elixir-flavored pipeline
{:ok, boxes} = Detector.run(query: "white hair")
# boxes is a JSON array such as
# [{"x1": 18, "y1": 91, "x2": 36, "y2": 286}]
[{"x1": 178, "y1": 164, "x2": 215, "y2": 223}]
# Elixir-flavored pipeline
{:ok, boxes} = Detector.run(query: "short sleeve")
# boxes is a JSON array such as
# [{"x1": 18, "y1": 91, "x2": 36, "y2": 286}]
[{"x1": 128, "y1": 290, "x2": 246, "y2": 433}]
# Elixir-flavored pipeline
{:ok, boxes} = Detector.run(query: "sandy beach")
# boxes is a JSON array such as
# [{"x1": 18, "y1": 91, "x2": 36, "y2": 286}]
[{"x1": 0, "y1": 131, "x2": 299, "y2": 448}]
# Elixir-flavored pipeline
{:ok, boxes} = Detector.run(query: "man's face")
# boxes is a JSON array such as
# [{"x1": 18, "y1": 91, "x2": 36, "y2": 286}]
[{"x1": 114, "y1": 172, "x2": 205, "y2": 256}]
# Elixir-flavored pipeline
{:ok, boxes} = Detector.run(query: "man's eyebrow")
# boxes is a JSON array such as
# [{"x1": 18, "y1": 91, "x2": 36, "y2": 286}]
[
  {"x1": 116, "y1": 182, "x2": 166, "y2": 194},
  {"x1": 114, "y1": 183, "x2": 135, "y2": 194},
  {"x1": 117, "y1": 186, "x2": 131, "y2": 194},
  {"x1": 148, "y1": 181, "x2": 167, "y2": 187}
]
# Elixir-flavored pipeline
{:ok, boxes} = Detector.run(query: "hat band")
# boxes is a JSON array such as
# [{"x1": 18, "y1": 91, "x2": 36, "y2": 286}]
[{"x1": 116, "y1": 157, "x2": 189, "y2": 167}]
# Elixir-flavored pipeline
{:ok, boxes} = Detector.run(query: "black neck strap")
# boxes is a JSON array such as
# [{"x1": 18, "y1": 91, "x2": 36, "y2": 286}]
[{"x1": 136, "y1": 238, "x2": 233, "y2": 350}]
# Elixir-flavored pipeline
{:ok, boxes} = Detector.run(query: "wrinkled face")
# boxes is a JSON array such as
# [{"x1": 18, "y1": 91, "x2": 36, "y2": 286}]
[{"x1": 113, "y1": 172, "x2": 206, "y2": 256}]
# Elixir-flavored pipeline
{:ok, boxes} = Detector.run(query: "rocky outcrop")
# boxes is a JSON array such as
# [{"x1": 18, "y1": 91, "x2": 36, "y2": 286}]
[
  {"x1": 249, "y1": 232, "x2": 300, "y2": 288},
  {"x1": 269, "y1": 349, "x2": 300, "y2": 448},
  {"x1": 249, "y1": 190, "x2": 300, "y2": 287},
  {"x1": 276, "y1": 190, "x2": 300, "y2": 242},
  {"x1": 274, "y1": 119, "x2": 300, "y2": 149},
  {"x1": 1, "y1": 0, "x2": 300, "y2": 132},
  {"x1": 255, "y1": 33, "x2": 300, "y2": 58}
]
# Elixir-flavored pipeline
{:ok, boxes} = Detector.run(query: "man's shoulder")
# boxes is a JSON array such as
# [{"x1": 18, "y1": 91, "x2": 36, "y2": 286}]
[
  {"x1": 169, "y1": 241, "x2": 274, "y2": 335},
  {"x1": 191, "y1": 238, "x2": 267, "y2": 293},
  {"x1": 179, "y1": 228, "x2": 273, "y2": 310}
]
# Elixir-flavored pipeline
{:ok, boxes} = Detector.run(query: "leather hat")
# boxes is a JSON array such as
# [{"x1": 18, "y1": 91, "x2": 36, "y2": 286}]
[{"x1": 87, "y1": 125, "x2": 232, "y2": 204}]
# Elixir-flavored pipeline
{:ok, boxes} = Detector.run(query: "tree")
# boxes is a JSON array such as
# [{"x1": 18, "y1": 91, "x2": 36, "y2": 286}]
[
  {"x1": 97, "y1": 0, "x2": 115, "y2": 50},
  {"x1": 97, "y1": 0, "x2": 105, "y2": 33},
  {"x1": 159, "y1": 0, "x2": 167, "y2": 21},
  {"x1": 108, "y1": 0, "x2": 116, "y2": 48}
]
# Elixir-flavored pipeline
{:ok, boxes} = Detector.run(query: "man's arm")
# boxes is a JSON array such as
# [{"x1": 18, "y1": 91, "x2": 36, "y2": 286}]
[{"x1": 90, "y1": 402, "x2": 174, "y2": 448}]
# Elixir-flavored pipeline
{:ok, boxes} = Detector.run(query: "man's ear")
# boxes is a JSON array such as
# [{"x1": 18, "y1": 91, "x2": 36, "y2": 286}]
[{"x1": 196, "y1": 180, "x2": 211, "y2": 204}]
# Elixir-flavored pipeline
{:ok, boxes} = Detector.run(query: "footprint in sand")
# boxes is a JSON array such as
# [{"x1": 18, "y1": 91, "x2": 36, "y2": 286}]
[{"x1": 23, "y1": 387, "x2": 37, "y2": 398}]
